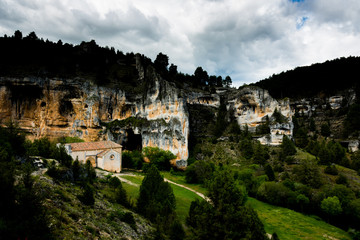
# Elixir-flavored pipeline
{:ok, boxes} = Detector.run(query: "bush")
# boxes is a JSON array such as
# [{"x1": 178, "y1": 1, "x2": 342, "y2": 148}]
[
  {"x1": 321, "y1": 123, "x2": 331, "y2": 137},
  {"x1": 79, "y1": 184, "x2": 95, "y2": 206},
  {"x1": 122, "y1": 150, "x2": 143, "y2": 169},
  {"x1": 281, "y1": 135, "x2": 296, "y2": 157},
  {"x1": 185, "y1": 160, "x2": 215, "y2": 184},
  {"x1": 257, "y1": 182, "x2": 297, "y2": 208},
  {"x1": 120, "y1": 212, "x2": 135, "y2": 226},
  {"x1": 115, "y1": 183, "x2": 128, "y2": 207},
  {"x1": 321, "y1": 196, "x2": 342, "y2": 216},
  {"x1": 109, "y1": 176, "x2": 121, "y2": 188},
  {"x1": 142, "y1": 147, "x2": 176, "y2": 171},
  {"x1": 264, "y1": 164, "x2": 275, "y2": 181},
  {"x1": 293, "y1": 159, "x2": 323, "y2": 188},
  {"x1": 170, "y1": 221, "x2": 185, "y2": 240},
  {"x1": 335, "y1": 174, "x2": 348, "y2": 185},
  {"x1": 324, "y1": 165, "x2": 338, "y2": 175}
]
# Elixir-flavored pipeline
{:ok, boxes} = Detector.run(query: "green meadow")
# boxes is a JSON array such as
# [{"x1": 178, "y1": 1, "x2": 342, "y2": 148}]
[{"x1": 120, "y1": 171, "x2": 350, "y2": 239}]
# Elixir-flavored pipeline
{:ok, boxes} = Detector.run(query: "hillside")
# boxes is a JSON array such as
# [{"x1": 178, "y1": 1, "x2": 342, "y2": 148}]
[{"x1": 254, "y1": 56, "x2": 360, "y2": 99}]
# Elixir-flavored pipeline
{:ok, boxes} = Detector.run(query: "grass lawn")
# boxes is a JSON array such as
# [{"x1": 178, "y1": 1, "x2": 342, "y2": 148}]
[
  {"x1": 122, "y1": 182, "x2": 140, "y2": 204},
  {"x1": 121, "y1": 171, "x2": 351, "y2": 239},
  {"x1": 247, "y1": 197, "x2": 351, "y2": 240},
  {"x1": 121, "y1": 175, "x2": 144, "y2": 185}
]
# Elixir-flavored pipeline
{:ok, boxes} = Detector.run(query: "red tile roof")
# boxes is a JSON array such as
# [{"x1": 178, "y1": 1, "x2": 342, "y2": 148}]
[{"x1": 69, "y1": 141, "x2": 122, "y2": 152}]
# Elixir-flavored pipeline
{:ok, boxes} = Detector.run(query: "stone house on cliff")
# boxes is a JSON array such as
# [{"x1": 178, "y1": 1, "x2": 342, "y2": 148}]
[{"x1": 64, "y1": 141, "x2": 122, "y2": 172}]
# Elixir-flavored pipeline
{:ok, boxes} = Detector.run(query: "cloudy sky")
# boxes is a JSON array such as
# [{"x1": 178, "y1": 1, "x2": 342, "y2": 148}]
[{"x1": 1, "y1": 0, "x2": 360, "y2": 86}]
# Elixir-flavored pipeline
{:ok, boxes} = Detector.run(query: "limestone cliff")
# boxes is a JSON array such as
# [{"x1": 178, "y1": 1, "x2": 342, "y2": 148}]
[
  {"x1": 3, "y1": 59, "x2": 356, "y2": 165},
  {"x1": 0, "y1": 55, "x2": 189, "y2": 167},
  {"x1": 227, "y1": 86, "x2": 293, "y2": 145}
]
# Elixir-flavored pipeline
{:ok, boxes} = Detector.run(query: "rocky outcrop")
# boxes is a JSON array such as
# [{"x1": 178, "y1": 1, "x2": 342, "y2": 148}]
[
  {"x1": 228, "y1": 87, "x2": 292, "y2": 129},
  {"x1": 227, "y1": 86, "x2": 294, "y2": 145},
  {"x1": 0, "y1": 55, "x2": 189, "y2": 166}
]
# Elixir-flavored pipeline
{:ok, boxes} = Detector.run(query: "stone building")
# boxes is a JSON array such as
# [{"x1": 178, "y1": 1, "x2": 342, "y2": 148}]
[{"x1": 65, "y1": 141, "x2": 122, "y2": 172}]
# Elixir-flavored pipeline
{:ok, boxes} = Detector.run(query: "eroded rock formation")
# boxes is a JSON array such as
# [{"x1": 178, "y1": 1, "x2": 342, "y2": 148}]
[{"x1": 0, "y1": 55, "x2": 189, "y2": 167}]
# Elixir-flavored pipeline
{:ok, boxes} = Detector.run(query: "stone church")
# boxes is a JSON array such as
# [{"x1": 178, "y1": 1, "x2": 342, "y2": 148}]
[{"x1": 64, "y1": 141, "x2": 122, "y2": 172}]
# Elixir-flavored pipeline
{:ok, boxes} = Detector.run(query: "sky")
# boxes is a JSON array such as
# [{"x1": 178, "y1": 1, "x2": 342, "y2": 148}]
[{"x1": 1, "y1": 0, "x2": 360, "y2": 87}]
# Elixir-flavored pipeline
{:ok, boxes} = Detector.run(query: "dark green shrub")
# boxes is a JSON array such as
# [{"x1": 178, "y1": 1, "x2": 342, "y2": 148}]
[
  {"x1": 281, "y1": 135, "x2": 296, "y2": 157},
  {"x1": 79, "y1": 184, "x2": 95, "y2": 206},
  {"x1": 142, "y1": 147, "x2": 176, "y2": 171},
  {"x1": 265, "y1": 164, "x2": 275, "y2": 181},
  {"x1": 336, "y1": 174, "x2": 348, "y2": 185},
  {"x1": 324, "y1": 165, "x2": 338, "y2": 175},
  {"x1": 170, "y1": 221, "x2": 185, "y2": 240},
  {"x1": 120, "y1": 212, "x2": 135, "y2": 226},
  {"x1": 185, "y1": 160, "x2": 214, "y2": 184},
  {"x1": 109, "y1": 176, "x2": 121, "y2": 188},
  {"x1": 115, "y1": 183, "x2": 128, "y2": 206}
]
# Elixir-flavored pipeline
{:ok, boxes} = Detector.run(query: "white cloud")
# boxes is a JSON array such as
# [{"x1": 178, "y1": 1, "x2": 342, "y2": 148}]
[{"x1": 1, "y1": 0, "x2": 360, "y2": 87}]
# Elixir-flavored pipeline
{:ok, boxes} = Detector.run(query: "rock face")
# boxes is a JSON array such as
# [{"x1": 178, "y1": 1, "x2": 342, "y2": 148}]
[
  {"x1": 227, "y1": 86, "x2": 294, "y2": 145},
  {"x1": 4, "y1": 57, "x2": 356, "y2": 166},
  {"x1": 348, "y1": 140, "x2": 359, "y2": 152},
  {"x1": 0, "y1": 55, "x2": 189, "y2": 166}
]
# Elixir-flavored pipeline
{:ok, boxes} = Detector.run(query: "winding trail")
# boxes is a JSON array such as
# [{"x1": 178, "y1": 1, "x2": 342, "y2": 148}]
[
  {"x1": 163, "y1": 178, "x2": 210, "y2": 202},
  {"x1": 96, "y1": 169, "x2": 209, "y2": 201}
]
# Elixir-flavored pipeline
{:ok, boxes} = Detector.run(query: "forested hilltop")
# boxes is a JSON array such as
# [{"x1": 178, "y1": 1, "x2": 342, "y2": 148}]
[
  {"x1": 255, "y1": 56, "x2": 360, "y2": 99},
  {"x1": 0, "y1": 30, "x2": 232, "y2": 91}
]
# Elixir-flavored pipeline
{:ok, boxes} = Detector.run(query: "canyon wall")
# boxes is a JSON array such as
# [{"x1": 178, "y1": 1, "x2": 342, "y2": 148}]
[
  {"x1": 2, "y1": 58, "x2": 355, "y2": 165},
  {"x1": 0, "y1": 55, "x2": 189, "y2": 167}
]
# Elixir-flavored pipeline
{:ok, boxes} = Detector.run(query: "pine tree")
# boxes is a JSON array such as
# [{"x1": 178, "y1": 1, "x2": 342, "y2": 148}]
[
  {"x1": 187, "y1": 169, "x2": 268, "y2": 239},
  {"x1": 281, "y1": 135, "x2": 296, "y2": 157},
  {"x1": 137, "y1": 165, "x2": 176, "y2": 222}
]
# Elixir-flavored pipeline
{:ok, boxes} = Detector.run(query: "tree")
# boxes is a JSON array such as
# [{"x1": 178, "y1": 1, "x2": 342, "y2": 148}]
[
  {"x1": 293, "y1": 159, "x2": 322, "y2": 188},
  {"x1": 252, "y1": 142, "x2": 269, "y2": 165},
  {"x1": 321, "y1": 123, "x2": 331, "y2": 137},
  {"x1": 240, "y1": 139, "x2": 254, "y2": 159},
  {"x1": 154, "y1": 52, "x2": 169, "y2": 73},
  {"x1": 72, "y1": 158, "x2": 80, "y2": 181},
  {"x1": 216, "y1": 76, "x2": 223, "y2": 87},
  {"x1": 25, "y1": 31, "x2": 39, "y2": 41},
  {"x1": 321, "y1": 196, "x2": 342, "y2": 216},
  {"x1": 296, "y1": 194, "x2": 309, "y2": 212},
  {"x1": 265, "y1": 164, "x2": 275, "y2": 181},
  {"x1": 281, "y1": 135, "x2": 297, "y2": 157},
  {"x1": 185, "y1": 160, "x2": 215, "y2": 184},
  {"x1": 169, "y1": 221, "x2": 185, "y2": 240},
  {"x1": 115, "y1": 182, "x2": 128, "y2": 206},
  {"x1": 194, "y1": 67, "x2": 209, "y2": 86},
  {"x1": 223, "y1": 76, "x2": 232, "y2": 87},
  {"x1": 272, "y1": 108, "x2": 286, "y2": 123},
  {"x1": 169, "y1": 64, "x2": 178, "y2": 76},
  {"x1": 187, "y1": 169, "x2": 267, "y2": 239},
  {"x1": 309, "y1": 118, "x2": 316, "y2": 131},
  {"x1": 14, "y1": 30, "x2": 22, "y2": 40},
  {"x1": 142, "y1": 147, "x2": 176, "y2": 171},
  {"x1": 137, "y1": 165, "x2": 176, "y2": 227},
  {"x1": 80, "y1": 183, "x2": 95, "y2": 206}
]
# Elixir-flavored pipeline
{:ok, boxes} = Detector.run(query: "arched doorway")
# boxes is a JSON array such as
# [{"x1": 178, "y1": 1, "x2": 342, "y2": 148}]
[{"x1": 86, "y1": 156, "x2": 96, "y2": 168}]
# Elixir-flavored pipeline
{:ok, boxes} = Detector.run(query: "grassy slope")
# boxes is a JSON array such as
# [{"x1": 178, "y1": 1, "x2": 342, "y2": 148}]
[
  {"x1": 37, "y1": 174, "x2": 153, "y2": 239},
  {"x1": 247, "y1": 197, "x2": 351, "y2": 240},
  {"x1": 142, "y1": 172, "x2": 351, "y2": 240}
]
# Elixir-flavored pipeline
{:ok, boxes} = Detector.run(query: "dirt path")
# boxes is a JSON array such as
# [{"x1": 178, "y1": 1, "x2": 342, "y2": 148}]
[
  {"x1": 96, "y1": 169, "x2": 208, "y2": 201},
  {"x1": 163, "y1": 178, "x2": 210, "y2": 202}
]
